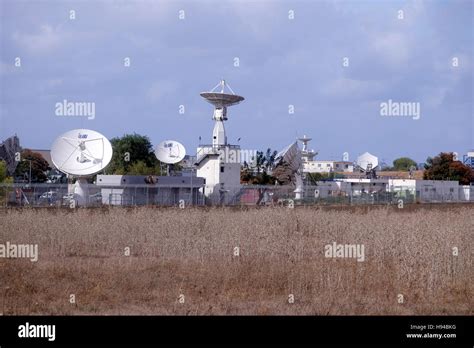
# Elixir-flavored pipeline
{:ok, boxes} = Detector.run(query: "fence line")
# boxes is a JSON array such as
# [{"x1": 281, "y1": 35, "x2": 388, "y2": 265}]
[{"x1": 0, "y1": 183, "x2": 472, "y2": 208}]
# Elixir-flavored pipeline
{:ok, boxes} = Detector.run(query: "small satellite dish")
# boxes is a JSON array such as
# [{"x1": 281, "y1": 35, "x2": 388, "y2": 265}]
[
  {"x1": 356, "y1": 152, "x2": 379, "y2": 172},
  {"x1": 155, "y1": 140, "x2": 186, "y2": 164},
  {"x1": 51, "y1": 129, "x2": 113, "y2": 176}
]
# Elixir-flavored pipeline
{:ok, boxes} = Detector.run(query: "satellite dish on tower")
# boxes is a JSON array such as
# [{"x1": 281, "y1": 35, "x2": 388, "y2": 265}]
[
  {"x1": 200, "y1": 80, "x2": 244, "y2": 148},
  {"x1": 51, "y1": 129, "x2": 113, "y2": 206},
  {"x1": 200, "y1": 80, "x2": 244, "y2": 111},
  {"x1": 155, "y1": 140, "x2": 186, "y2": 164}
]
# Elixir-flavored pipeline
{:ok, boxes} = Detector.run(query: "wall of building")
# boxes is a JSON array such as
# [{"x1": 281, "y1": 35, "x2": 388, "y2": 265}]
[
  {"x1": 303, "y1": 161, "x2": 354, "y2": 173},
  {"x1": 196, "y1": 146, "x2": 242, "y2": 204},
  {"x1": 96, "y1": 175, "x2": 205, "y2": 206},
  {"x1": 459, "y1": 185, "x2": 474, "y2": 201},
  {"x1": 310, "y1": 178, "x2": 472, "y2": 202}
]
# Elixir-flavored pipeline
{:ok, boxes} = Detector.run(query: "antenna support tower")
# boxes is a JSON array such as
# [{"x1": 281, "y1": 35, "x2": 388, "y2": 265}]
[
  {"x1": 297, "y1": 135, "x2": 317, "y2": 162},
  {"x1": 200, "y1": 80, "x2": 244, "y2": 148}
]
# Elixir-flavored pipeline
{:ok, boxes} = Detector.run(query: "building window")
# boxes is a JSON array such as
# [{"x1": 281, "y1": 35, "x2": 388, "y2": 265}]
[
  {"x1": 318, "y1": 164, "x2": 321, "y2": 167},
  {"x1": 345, "y1": 164, "x2": 348, "y2": 169},
  {"x1": 220, "y1": 166, "x2": 224, "y2": 173},
  {"x1": 327, "y1": 164, "x2": 330, "y2": 167}
]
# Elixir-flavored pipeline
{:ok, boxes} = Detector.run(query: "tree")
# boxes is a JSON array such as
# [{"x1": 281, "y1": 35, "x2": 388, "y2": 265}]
[
  {"x1": 14, "y1": 150, "x2": 50, "y2": 183},
  {"x1": 241, "y1": 148, "x2": 277, "y2": 184},
  {"x1": 423, "y1": 152, "x2": 473, "y2": 185},
  {"x1": 306, "y1": 172, "x2": 334, "y2": 184},
  {"x1": 108, "y1": 133, "x2": 159, "y2": 175},
  {"x1": 251, "y1": 148, "x2": 277, "y2": 174},
  {"x1": 393, "y1": 157, "x2": 417, "y2": 171},
  {"x1": 240, "y1": 168, "x2": 275, "y2": 185},
  {"x1": 127, "y1": 160, "x2": 162, "y2": 176},
  {"x1": 0, "y1": 160, "x2": 7, "y2": 182}
]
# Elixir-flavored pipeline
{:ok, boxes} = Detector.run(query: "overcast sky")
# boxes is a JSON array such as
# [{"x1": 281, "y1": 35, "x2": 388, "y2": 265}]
[{"x1": 0, "y1": 0, "x2": 472, "y2": 165}]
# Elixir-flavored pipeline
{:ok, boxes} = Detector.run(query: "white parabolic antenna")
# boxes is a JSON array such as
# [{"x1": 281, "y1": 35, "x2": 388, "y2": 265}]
[
  {"x1": 51, "y1": 129, "x2": 113, "y2": 176},
  {"x1": 356, "y1": 152, "x2": 379, "y2": 171},
  {"x1": 155, "y1": 140, "x2": 186, "y2": 164}
]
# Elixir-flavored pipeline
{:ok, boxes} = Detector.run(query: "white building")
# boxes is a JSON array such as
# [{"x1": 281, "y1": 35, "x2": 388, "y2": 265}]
[
  {"x1": 195, "y1": 145, "x2": 241, "y2": 204},
  {"x1": 297, "y1": 135, "x2": 354, "y2": 174},
  {"x1": 388, "y1": 179, "x2": 461, "y2": 202},
  {"x1": 195, "y1": 80, "x2": 244, "y2": 204},
  {"x1": 303, "y1": 160, "x2": 354, "y2": 173},
  {"x1": 310, "y1": 178, "x2": 471, "y2": 202}
]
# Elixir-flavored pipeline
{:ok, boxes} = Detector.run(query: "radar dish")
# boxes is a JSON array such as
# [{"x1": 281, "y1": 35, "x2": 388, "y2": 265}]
[
  {"x1": 50, "y1": 129, "x2": 113, "y2": 176},
  {"x1": 155, "y1": 140, "x2": 186, "y2": 164},
  {"x1": 356, "y1": 152, "x2": 379, "y2": 171},
  {"x1": 297, "y1": 135, "x2": 312, "y2": 143},
  {"x1": 200, "y1": 92, "x2": 244, "y2": 108},
  {"x1": 200, "y1": 80, "x2": 244, "y2": 108}
]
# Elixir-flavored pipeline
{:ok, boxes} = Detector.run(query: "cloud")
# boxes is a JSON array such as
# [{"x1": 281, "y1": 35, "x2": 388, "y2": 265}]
[
  {"x1": 321, "y1": 78, "x2": 387, "y2": 102},
  {"x1": 371, "y1": 32, "x2": 410, "y2": 66},
  {"x1": 221, "y1": 1, "x2": 281, "y2": 41},
  {"x1": 146, "y1": 80, "x2": 180, "y2": 103},
  {"x1": 0, "y1": 61, "x2": 15, "y2": 75},
  {"x1": 12, "y1": 24, "x2": 66, "y2": 54}
]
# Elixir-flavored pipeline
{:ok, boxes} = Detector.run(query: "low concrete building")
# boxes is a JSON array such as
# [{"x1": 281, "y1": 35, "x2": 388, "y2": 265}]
[
  {"x1": 387, "y1": 179, "x2": 460, "y2": 202},
  {"x1": 310, "y1": 178, "x2": 470, "y2": 202},
  {"x1": 96, "y1": 175, "x2": 205, "y2": 206}
]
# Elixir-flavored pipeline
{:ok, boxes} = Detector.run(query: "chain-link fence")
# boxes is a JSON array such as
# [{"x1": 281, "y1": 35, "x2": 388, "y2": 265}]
[
  {"x1": 0, "y1": 182, "x2": 472, "y2": 207},
  {"x1": 221, "y1": 185, "x2": 415, "y2": 206},
  {"x1": 0, "y1": 183, "x2": 205, "y2": 207}
]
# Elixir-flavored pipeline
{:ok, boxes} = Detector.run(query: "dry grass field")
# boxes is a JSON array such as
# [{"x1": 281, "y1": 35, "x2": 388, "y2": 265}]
[{"x1": 0, "y1": 204, "x2": 472, "y2": 315}]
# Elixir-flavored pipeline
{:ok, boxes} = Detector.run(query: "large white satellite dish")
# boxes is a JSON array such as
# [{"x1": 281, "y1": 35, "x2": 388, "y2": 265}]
[
  {"x1": 51, "y1": 129, "x2": 113, "y2": 176},
  {"x1": 155, "y1": 140, "x2": 186, "y2": 164},
  {"x1": 356, "y1": 152, "x2": 379, "y2": 178},
  {"x1": 51, "y1": 129, "x2": 113, "y2": 206},
  {"x1": 356, "y1": 152, "x2": 379, "y2": 171}
]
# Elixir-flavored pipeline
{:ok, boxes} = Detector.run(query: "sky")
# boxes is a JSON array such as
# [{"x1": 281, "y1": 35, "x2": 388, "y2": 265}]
[{"x1": 0, "y1": 0, "x2": 472, "y2": 165}]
